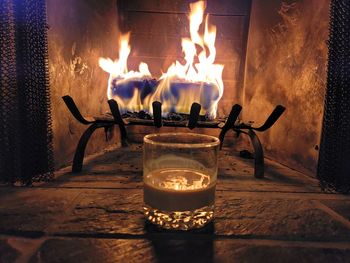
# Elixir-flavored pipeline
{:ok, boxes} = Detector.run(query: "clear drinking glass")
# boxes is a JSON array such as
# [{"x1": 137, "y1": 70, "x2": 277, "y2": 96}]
[{"x1": 143, "y1": 132, "x2": 219, "y2": 230}]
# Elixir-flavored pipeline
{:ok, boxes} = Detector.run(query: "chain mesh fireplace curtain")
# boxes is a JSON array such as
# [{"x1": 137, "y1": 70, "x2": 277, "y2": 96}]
[
  {"x1": 318, "y1": 0, "x2": 350, "y2": 193},
  {"x1": 0, "y1": 0, "x2": 53, "y2": 184}
]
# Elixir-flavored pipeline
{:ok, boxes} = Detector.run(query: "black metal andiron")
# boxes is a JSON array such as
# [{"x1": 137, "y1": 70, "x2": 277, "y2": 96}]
[{"x1": 63, "y1": 95, "x2": 285, "y2": 177}]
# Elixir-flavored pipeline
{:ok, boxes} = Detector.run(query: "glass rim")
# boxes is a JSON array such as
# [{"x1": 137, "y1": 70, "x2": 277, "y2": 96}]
[{"x1": 143, "y1": 132, "x2": 220, "y2": 148}]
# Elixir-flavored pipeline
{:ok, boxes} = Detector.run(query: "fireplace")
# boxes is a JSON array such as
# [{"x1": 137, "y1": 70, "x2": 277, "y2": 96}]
[
  {"x1": 54, "y1": 0, "x2": 325, "y2": 175},
  {"x1": 1, "y1": 0, "x2": 349, "y2": 192},
  {"x1": 59, "y1": 1, "x2": 286, "y2": 178},
  {"x1": 2, "y1": 1, "x2": 350, "y2": 260}
]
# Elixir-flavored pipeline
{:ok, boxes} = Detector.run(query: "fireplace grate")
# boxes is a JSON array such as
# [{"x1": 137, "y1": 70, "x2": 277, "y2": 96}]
[{"x1": 63, "y1": 95, "x2": 285, "y2": 178}]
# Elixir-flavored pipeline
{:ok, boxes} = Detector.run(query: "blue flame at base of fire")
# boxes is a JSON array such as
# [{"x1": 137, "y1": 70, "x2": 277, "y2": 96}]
[{"x1": 110, "y1": 77, "x2": 219, "y2": 118}]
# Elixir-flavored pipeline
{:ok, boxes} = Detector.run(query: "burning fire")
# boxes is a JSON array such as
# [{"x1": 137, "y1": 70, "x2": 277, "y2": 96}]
[
  {"x1": 98, "y1": 33, "x2": 153, "y2": 113},
  {"x1": 99, "y1": 0, "x2": 224, "y2": 119}
]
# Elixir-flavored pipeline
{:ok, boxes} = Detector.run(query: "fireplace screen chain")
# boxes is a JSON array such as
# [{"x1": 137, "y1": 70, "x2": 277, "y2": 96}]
[
  {"x1": 318, "y1": 0, "x2": 350, "y2": 193},
  {"x1": 0, "y1": 0, "x2": 54, "y2": 184}
]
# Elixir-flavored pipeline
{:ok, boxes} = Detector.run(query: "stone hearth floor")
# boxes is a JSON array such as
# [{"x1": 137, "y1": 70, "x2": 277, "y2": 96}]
[{"x1": 1, "y1": 145, "x2": 350, "y2": 262}]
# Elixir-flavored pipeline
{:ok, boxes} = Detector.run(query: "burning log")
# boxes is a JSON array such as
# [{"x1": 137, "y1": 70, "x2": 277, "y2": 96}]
[
  {"x1": 150, "y1": 79, "x2": 220, "y2": 119},
  {"x1": 99, "y1": 32, "x2": 156, "y2": 115},
  {"x1": 110, "y1": 77, "x2": 157, "y2": 102},
  {"x1": 108, "y1": 76, "x2": 220, "y2": 120},
  {"x1": 109, "y1": 76, "x2": 158, "y2": 114}
]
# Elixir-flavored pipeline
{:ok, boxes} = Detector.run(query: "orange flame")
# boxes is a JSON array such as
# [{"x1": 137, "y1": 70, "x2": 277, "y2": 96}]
[
  {"x1": 98, "y1": 33, "x2": 151, "y2": 112},
  {"x1": 99, "y1": 0, "x2": 224, "y2": 119},
  {"x1": 147, "y1": 0, "x2": 224, "y2": 118}
]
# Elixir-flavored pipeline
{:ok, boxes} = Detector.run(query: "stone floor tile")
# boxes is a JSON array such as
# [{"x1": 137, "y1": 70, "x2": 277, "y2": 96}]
[
  {"x1": 55, "y1": 190, "x2": 145, "y2": 235},
  {"x1": 52, "y1": 189, "x2": 350, "y2": 241},
  {"x1": 1, "y1": 146, "x2": 349, "y2": 262},
  {"x1": 0, "y1": 188, "x2": 81, "y2": 234},
  {"x1": 320, "y1": 200, "x2": 350, "y2": 221},
  {"x1": 28, "y1": 238, "x2": 350, "y2": 263},
  {"x1": 51, "y1": 147, "x2": 320, "y2": 193},
  {"x1": 214, "y1": 194, "x2": 350, "y2": 240}
]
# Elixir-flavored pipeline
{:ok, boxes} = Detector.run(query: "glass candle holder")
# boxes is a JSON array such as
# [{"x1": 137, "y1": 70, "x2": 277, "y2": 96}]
[{"x1": 143, "y1": 132, "x2": 219, "y2": 230}]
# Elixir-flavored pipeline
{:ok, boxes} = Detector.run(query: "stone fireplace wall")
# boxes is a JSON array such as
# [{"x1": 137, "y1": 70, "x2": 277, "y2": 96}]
[
  {"x1": 47, "y1": 0, "x2": 120, "y2": 168},
  {"x1": 243, "y1": 0, "x2": 330, "y2": 175}
]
